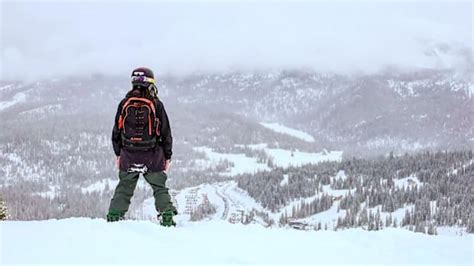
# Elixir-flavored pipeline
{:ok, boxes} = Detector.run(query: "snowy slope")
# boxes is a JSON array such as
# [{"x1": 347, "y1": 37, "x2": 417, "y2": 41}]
[
  {"x1": 261, "y1": 146, "x2": 343, "y2": 167},
  {"x1": 138, "y1": 179, "x2": 445, "y2": 236},
  {"x1": 1, "y1": 218, "x2": 472, "y2": 265},
  {"x1": 260, "y1": 122, "x2": 315, "y2": 142},
  {"x1": 193, "y1": 145, "x2": 342, "y2": 175},
  {"x1": 141, "y1": 180, "x2": 354, "y2": 227},
  {"x1": 0, "y1": 92, "x2": 26, "y2": 112},
  {"x1": 193, "y1": 147, "x2": 270, "y2": 176},
  {"x1": 137, "y1": 181, "x2": 265, "y2": 223}
]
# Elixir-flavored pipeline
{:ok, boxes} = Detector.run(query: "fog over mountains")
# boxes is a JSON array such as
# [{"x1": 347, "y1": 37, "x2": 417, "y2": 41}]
[{"x1": 2, "y1": 1, "x2": 472, "y2": 79}]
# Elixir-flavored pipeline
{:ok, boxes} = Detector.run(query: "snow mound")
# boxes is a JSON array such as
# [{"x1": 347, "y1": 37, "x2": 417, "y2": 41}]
[{"x1": 1, "y1": 218, "x2": 472, "y2": 265}]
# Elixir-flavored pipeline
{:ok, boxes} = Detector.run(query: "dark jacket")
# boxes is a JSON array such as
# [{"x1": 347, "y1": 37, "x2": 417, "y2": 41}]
[{"x1": 112, "y1": 88, "x2": 173, "y2": 172}]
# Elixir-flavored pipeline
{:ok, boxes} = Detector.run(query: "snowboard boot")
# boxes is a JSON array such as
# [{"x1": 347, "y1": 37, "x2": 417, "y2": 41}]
[
  {"x1": 158, "y1": 210, "x2": 177, "y2": 227},
  {"x1": 107, "y1": 210, "x2": 125, "y2": 222}
]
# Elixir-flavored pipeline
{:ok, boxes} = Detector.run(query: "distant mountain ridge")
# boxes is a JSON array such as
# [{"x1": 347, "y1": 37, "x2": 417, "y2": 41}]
[
  {"x1": 0, "y1": 68, "x2": 472, "y2": 155},
  {"x1": 166, "y1": 69, "x2": 473, "y2": 154},
  {"x1": 0, "y1": 69, "x2": 472, "y2": 224}
]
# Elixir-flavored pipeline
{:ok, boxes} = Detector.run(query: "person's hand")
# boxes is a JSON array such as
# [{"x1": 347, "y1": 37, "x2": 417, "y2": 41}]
[
  {"x1": 115, "y1": 156, "x2": 120, "y2": 169},
  {"x1": 164, "y1": 159, "x2": 172, "y2": 172}
]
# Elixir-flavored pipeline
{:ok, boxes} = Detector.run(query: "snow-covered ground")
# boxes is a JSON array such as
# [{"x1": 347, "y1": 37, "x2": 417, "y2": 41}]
[
  {"x1": 137, "y1": 181, "x2": 264, "y2": 224},
  {"x1": 19, "y1": 103, "x2": 62, "y2": 116},
  {"x1": 1, "y1": 218, "x2": 472, "y2": 265},
  {"x1": 256, "y1": 145, "x2": 343, "y2": 168},
  {"x1": 141, "y1": 179, "x2": 354, "y2": 227},
  {"x1": 365, "y1": 136, "x2": 435, "y2": 151},
  {"x1": 260, "y1": 122, "x2": 315, "y2": 142},
  {"x1": 138, "y1": 178, "x2": 430, "y2": 234},
  {"x1": 393, "y1": 175, "x2": 423, "y2": 189},
  {"x1": 81, "y1": 179, "x2": 119, "y2": 194},
  {"x1": 0, "y1": 151, "x2": 45, "y2": 183},
  {"x1": 191, "y1": 123, "x2": 340, "y2": 176},
  {"x1": 0, "y1": 92, "x2": 26, "y2": 112},
  {"x1": 194, "y1": 145, "x2": 342, "y2": 176},
  {"x1": 193, "y1": 147, "x2": 270, "y2": 176}
]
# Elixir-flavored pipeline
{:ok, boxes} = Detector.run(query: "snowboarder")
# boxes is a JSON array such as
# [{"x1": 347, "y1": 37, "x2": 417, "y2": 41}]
[{"x1": 107, "y1": 67, "x2": 177, "y2": 226}]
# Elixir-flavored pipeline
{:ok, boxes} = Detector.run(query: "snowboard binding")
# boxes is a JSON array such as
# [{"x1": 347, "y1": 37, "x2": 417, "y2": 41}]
[
  {"x1": 158, "y1": 210, "x2": 177, "y2": 227},
  {"x1": 106, "y1": 210, "x2": 125, "y2": 222}
]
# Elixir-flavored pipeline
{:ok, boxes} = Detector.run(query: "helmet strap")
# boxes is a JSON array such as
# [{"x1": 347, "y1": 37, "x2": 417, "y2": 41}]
[{"x1": 148, "y1": 84, "x2": 158, "y2": 98}]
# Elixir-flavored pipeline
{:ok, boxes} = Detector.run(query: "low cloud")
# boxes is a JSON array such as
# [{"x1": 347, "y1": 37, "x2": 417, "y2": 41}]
[{"x1": 1, "y1": 1, "x2": 472, "y2": 80}]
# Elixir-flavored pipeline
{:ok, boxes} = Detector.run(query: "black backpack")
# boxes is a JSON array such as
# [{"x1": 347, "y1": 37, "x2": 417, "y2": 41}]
[{"x1": 118, "y1": 93, "x2": 160, "y2": 151}]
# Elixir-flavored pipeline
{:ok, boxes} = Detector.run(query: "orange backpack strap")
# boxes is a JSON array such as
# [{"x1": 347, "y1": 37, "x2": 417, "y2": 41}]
[
  {"x1": 118, "y1": 115, "x2": 124, "y2": 129},
  {"x1": 153, "y1": 98, "x2": 161, "y2": 136},
  {"x1": 122, "y1": 97, "x2": 156, "y2": 115},
  {"x1": 119, "y1": 96, "x2": 160, "y2": 135}
]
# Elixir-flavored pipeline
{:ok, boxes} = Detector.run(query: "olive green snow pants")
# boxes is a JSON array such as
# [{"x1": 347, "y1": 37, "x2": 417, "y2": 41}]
[{"x1": 108, "y1": 171, "x2": 176, "y2": 215}]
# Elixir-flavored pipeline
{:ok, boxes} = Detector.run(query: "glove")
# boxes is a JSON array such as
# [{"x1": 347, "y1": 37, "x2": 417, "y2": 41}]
[
  {"x1": 164, "y1": 159, "x2": 172, "y2": 172},
  {"x1": 115, "y1": 156, "x2": 120, "y2": 169}
]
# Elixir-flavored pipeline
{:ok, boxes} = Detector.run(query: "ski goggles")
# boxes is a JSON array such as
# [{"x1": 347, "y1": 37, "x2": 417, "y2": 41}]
[{"x1": 131, "y1": 75, "x2": 155, "y2": 84}]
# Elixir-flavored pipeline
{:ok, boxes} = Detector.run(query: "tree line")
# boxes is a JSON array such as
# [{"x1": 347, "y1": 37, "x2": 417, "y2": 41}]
[{"x1": 238, "y1": 150, "x2": 473, "y2": 233}]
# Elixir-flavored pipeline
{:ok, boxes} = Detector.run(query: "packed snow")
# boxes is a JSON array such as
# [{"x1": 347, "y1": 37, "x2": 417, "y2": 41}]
[
  {"x1": 1, "y1": 218, "x2": 472, "y2": 265},
  {"x1": 260, "y1": 122, "x2": 315, "y2": 142}
]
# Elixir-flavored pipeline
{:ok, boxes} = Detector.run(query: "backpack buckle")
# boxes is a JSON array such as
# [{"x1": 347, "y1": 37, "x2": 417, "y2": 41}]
[{"x1": 127, "y1": 164, "x2": 148, "y2": 174}]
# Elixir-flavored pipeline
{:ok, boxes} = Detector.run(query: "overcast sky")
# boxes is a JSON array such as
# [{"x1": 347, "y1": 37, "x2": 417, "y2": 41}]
[{"x1": 1, "y1": 0, "x2": 472, "y2": 80}]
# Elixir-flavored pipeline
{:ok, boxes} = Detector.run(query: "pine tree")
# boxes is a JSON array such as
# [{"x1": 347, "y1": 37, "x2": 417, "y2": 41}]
[
  {"x1": 393, "y1": 217, "x2": 398, "y2": 228},
  {"x1": 427, "y1": 223, "x2": 437, "y2": 235},
  {"x1": 190, "y1": 195, "x2": 217, "y2": 221},
  {"x1": 375, "y1": 209, "x2": 382, "y2": 230},
  {"x1": 415, "y1": 222, "x2": 426, "y2": 233},
  {"x1": 468, "y1": 214, "x2": 474, "y2": 234},
  {"x1": 279, "y1": 213, "x2": 287, "y2": 226},
  {"x1": 358, "y1": 207, "x2": 368, "y2": 227},
  {"x1": 0, "y1": 198, "x2": 8, "y2": 220},
  {"x1": 368, "y1": 210, "x2": 375, "y2": 230},
  {"x1": 337, "y1": 217, "x2": 343, "y2": 229},
  {"x1": 385, "y1": 214, "x2": 392, "y2": 228},
  {"x1": 402, "y1": 209, "x2": 411, "y2": 226}
]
